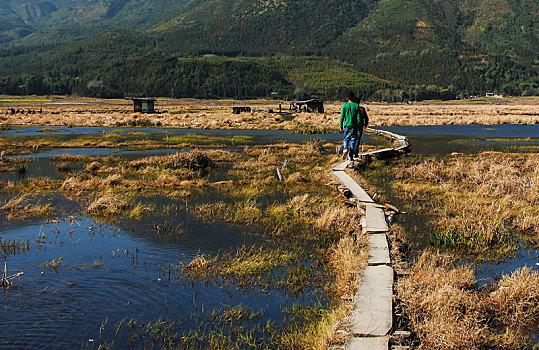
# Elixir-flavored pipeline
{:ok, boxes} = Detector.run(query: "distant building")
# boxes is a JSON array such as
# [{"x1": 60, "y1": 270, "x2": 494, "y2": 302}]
[
  {"x1": 485, "y1": 93, "x2": 503, "y2": 98},
  {"x1": 127, "y1": 97, "x2": 157, "y2": 113},
  {"x1": 291, "y1": 99, "x2": 324, "y2": 113},
  {"x1": 232, "y1": 106, "x2": 252, "y2": 114}
]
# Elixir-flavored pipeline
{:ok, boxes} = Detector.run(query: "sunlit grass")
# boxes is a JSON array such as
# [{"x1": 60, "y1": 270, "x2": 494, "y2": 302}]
[
  {"x1": 388, "y1": 152, "x2": 539, "y2": 256},
  {"x1": 0, "y1": 98, "x2": 52, "y2": 102},
  {"x1": 398, "y1": 251, "x2": 539, "y2": 349}
]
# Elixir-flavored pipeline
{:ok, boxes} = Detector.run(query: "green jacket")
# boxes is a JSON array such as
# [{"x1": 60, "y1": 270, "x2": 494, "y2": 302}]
[{"x1": 340, "y1": 102, "x2": 360, "y2": 129}]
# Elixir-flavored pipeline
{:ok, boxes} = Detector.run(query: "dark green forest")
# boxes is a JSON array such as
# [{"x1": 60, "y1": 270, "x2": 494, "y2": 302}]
[{"x1": 0, "y1": 0, "x2": 537, "y2": 101}]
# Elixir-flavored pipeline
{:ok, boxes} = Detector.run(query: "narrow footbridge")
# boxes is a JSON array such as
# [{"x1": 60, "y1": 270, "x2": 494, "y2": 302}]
[{"x1": 332, "y1": 128, "x2": 410, "y2": 350}]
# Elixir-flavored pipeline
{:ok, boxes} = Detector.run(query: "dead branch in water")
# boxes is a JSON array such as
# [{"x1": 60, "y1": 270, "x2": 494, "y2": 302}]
[{"x1": 1, "y1": 262, "x2": 23, "y2": 289}]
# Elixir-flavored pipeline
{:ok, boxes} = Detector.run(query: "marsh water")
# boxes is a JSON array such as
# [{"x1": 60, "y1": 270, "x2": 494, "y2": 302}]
[
  {"x1": 1, "y1": 124, "x2": 538, "y2": 348},
  {"x1": 378, "y1": 124, "x2": 539, "y2": 155},
  {"x1": 372, "y1": 124, "x2": 539, "y2": 285}
]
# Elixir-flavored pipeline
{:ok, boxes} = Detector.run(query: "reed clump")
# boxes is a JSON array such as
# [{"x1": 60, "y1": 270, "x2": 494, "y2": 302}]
[
  {"x1": 128, "y1": 151, "x2": 213, "y2": 171},
  {"x1": 0, "y1": 156, "x2": 27, "y2": 172},
  {"x1": 0, "y1": 239, "x2": 31, "y2": 255},
  {"x1": 60, "y1": 151, "x2": 214, "y2": 199},
  {"x1": 39, "y1": 256, "x2": 64, "y2": 271},
  {"x1": 192, "y1": 200, "x2": 262, "y2": 225},
  {"x1": 86, "y1": 191, "x2": 129, "y2": 216},
  {"x1": 486, "y1": 267, "x2": 539, "y2": 330},
  {"x1": 183, "y1": 245, "x2": 302, "y2": 282},
  {"x1": 398, "y1": 251, "x2": 539, "y2": 349},
  {"x1": 1, "y1": 193, "x2": 54, "y2": 220},
  {"x1": 398, "y1": 252, "x2": 485, "y2": 349},
  {"x1": 2, "y1": 178, "x2": 60, "y2": 193}
]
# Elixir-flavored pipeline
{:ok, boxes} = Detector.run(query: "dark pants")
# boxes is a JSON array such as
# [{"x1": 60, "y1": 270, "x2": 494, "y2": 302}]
[{"x1": 353, "y1": 129, "x2": 363, "y2": 156}]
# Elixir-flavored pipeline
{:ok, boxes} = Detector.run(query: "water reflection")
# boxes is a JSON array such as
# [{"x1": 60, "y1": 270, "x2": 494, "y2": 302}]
[{"x1": 0, "y1": 193, "x2": 325, "y2": 349}]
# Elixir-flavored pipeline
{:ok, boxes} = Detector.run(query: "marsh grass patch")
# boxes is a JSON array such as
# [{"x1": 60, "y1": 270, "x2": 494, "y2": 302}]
[
  {"x1": 380, "y1": 152, "x2": 539, "y2": 256},
  {"x1": 1, "y1": 193, "x2": 54, "y2": 220},
  {"x1": 398, "y1": 251, "x2": 539, "y2": 349}
]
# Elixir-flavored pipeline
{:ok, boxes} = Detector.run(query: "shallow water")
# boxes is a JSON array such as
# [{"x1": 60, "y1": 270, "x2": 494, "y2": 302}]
[
  {"x1": 0, "y1": 125, "x2": 351, "y2": 145},
  {"x1": 365, "y1": 125, "x2": 538, "y2": 291},
  {"x1": 0, "y1": 190, "x2": 325, "y2": 349},
  {"x1": 1, "y1": 123, "x2": 538, "y2": 347},
  {"x1": 475, "y1": 243, "x2": 539, "y2": 286},
  {"x1": 0, "y1": 137, "x2": 330, "y2": 348},
  {"x1": 377, "y1": 124, "x2": 539, "y2": 155}
]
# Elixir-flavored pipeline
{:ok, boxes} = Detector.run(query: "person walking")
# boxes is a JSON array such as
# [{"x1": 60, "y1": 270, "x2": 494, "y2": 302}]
[
  {"x1": 352, "y1": 98, "x2": 369, "y2": 158},
  {"x1": 340, "y1": 92, "x2": 360, "y2": 161}
]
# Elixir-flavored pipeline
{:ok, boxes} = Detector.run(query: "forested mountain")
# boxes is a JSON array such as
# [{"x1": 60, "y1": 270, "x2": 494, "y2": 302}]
[
  {"x1": 0, "y1": 0, "x2": 537, "y2": 100},
  {"x1": 0, "y1": 0, "x2": 188, "y2": 45}
]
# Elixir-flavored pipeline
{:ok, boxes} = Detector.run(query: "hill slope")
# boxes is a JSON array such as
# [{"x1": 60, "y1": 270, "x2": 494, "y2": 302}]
[
  {"x1": 156, "y1": 0, "x2": 376, "y2": 55},
  {"x1": 0, "y1": 0, "x2": 537, "y2": 100},
  {"x1": 0, "y1": 0, "x2": 190, "y2": 46}
]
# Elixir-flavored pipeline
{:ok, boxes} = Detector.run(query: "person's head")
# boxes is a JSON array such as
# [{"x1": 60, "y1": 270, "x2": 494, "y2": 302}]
[{"x1": 347, "y1": 92, "x2": 355, "y2": 102}]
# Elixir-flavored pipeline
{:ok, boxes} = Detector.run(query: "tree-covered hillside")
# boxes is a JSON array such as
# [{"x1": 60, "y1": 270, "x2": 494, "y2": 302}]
[
  {"x1": 0, "y1": 0, "x2": 189, "y2": 46},
  {"x1": 0, "y1": 0, "x2": 537, "y2": 100},
  {"x1": 157, "y1": 0, "x2": 377, "y2": 55}
]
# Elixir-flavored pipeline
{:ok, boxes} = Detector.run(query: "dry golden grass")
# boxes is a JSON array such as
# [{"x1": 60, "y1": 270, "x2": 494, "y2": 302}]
[
  {"x1": 58, "y1": 150, "x2": 214, "y2": 199},
  {"x1": 394, "y1": 152, "x2": 539, "y2": 253},
  {"x1": 398, "y1": 251, "x2": 539, "y2": 349},
  {"x1": 398, "y1": 252, "x2": 485, "y2": 349},
  {"x1": 1, "y1": 193, "x2": 54, "y2": 219},
  {"x1": 1, "y1": 96, "x2": 537, "y2": 128},
  {"x1": 487, "y1": 267, "x2": 539, "y2": 330},
  {"x1": 86, "y1": 191, "x2": 128, "y2": 215}
]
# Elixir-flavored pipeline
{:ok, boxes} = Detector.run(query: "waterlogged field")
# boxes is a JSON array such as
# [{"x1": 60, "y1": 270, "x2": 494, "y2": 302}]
[
  {"x1": 2, "y1": 105, "x2": 539, "y2": 349},
  {"x1": 0, "y1": 128, "x2": 378, "y2": 349},
  {"x1": 350, "y1": 130, "x2": 539, "y2": 349}
]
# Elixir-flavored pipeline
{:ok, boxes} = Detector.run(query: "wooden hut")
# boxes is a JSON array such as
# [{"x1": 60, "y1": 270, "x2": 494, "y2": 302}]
[
  {"x1": 232, "y1": 106, "x2": 252, "y2": 114},
  {"x1": 127, "y1": 97, "x2": 157, "y2": 113},
  {"x1": 291, "y1": 99, "x2": 324, "y2": 113}
]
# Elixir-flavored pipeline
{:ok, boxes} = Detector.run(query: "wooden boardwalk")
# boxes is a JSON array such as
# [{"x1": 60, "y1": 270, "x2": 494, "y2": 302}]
[
  {"x1": 346, "y1": 337, "x2": 389, "y2": 350},
  {"x1": 350, "y1": 265, "x2": 394, "y2": 336},
  {"x1": 331, "y1": 128, "x2": 409, "y2": 350},
  {"x1": 368, "y1": 234, "x2": 390, "y2": 266},
  {"x1": 365, "y1": 205, "x2": 389, "y2": 233},
  {"x1": 332, "y1": 170, "x2": 374, "y2": 203}
]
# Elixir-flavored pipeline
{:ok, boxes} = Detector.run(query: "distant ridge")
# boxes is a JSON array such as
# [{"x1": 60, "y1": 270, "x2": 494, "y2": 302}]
[{"x1": 0, "y1": 0, "x2": 537, "y2": 99}]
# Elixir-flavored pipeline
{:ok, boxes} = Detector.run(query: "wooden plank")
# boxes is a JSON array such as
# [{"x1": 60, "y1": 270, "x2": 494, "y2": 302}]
[
  {"x1": 369, "y1": 234, "x2": 390, "y2": 266},
  {"x1": 333, "y1": 160, "x2": 351, "y2": 171},
  {"x1": 395, "y1": 145, "x2": 410, "y2": 152},
  {"x1": 362, "y1": 148, "x2": 394, "y2": 157},
  {"x1": 332, "y1": 171, "x2": 374, "y2": 203},
  {"x1": 350, "y1": 265, "x2": 393, "y2": 336},
  {"x1": 365, "y1": 205, "x2": 389, "y2": 233},
  {"x1": 346, "y1": 337, "x2": 389, "y2": 350},
  {"x1": 393, "y1": 330, "x2": 411, "y2": 338}
]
